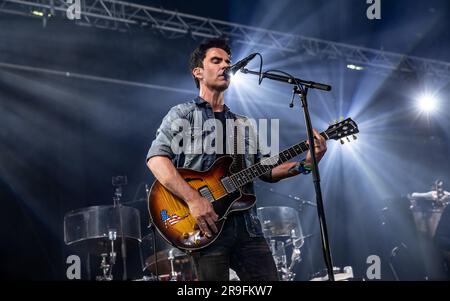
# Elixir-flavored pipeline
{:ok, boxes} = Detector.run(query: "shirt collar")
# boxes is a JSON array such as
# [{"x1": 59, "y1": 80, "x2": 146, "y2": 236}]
[{"x1": 194, "y1": 96, "x2": 230, "y2": 112}]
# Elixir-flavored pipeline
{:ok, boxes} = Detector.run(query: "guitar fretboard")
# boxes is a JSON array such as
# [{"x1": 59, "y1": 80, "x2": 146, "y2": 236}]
[{"x1": 229, "y1": 132, "x2": 328, "y2": 188}]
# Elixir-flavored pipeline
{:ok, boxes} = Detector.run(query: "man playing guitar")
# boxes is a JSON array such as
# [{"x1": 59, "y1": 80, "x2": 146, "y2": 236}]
[{"x1": 146, "y1": 38, "x2": 327, "y2": 281}]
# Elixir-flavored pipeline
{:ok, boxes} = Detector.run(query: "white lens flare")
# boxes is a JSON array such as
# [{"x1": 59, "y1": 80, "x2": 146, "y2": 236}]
[{"x1": 417, "y1": 94, "x2": 438, "y2": 113}]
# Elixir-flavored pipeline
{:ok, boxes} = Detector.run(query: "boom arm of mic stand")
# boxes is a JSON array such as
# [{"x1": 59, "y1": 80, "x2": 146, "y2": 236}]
[{"x1": 241, "y1": 68, "x2": 332, "y2": 91}]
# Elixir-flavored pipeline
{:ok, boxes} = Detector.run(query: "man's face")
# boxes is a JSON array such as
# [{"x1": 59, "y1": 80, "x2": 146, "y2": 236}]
[{"x1": 193, "y1": 47, "x2": 231, "y2": 91}]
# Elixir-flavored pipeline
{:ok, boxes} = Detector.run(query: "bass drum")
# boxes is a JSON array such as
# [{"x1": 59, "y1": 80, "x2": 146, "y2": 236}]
[
  {"x1": 141, "y1": 234, "x2": 197, "y2": 281},
  {"x1": 145, "y1": 248, "x2": 196, "y2": 281}
]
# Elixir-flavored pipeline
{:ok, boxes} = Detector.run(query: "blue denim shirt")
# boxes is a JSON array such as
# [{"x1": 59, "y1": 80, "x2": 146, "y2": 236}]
[{"x1": 147, "y1": 97, "x2": 278, "y2": 237}]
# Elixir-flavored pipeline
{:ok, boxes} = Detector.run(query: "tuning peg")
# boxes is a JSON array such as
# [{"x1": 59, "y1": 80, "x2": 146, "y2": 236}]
[
  {"x1": 340, "y1": 139, "x2": 344, "y2": 145},
  {"x1": 352, "y1": 135, "x2": 357, "y2": 140},
  {"x1": 335, "y1": 119, "x2": 339, "y2": 124},
  {"x1": 346, "y1": 137, "x2": 350, "y2": 142},
  {"x1": 340, "y1": 116, "x2": 344, "y2": 121}
]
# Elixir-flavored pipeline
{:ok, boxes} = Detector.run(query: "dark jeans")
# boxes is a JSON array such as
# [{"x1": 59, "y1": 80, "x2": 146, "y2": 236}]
[{"x1": 191, "y1": 213, "x2": 278, "y2": 281}]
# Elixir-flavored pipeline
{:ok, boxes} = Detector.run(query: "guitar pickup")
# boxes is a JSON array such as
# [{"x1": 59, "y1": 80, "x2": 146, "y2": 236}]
[
  {"x1": 221, "y1": 177, "x2": 236, "y2": 194},
  {"x1": 198, "y1": 186, "x2": 214, "y2": 202}
]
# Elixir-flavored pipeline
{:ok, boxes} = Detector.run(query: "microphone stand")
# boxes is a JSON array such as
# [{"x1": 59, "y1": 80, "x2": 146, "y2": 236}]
[{"x1": 241, "y1": 68, "x2": 335, "y2": 281}]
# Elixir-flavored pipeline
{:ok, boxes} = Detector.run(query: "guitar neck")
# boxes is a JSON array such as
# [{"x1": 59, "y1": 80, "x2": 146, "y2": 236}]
[{"x1": 229, "y1": 132, "x2": 329, "y2": 188}]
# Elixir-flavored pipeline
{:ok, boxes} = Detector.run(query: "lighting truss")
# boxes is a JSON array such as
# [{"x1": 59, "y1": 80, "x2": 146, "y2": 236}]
[{"x1": 1, "y1": 0, "x2": 449, "y2": 81}]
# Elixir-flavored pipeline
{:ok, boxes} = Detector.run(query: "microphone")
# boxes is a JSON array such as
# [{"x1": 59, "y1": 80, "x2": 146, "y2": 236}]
[{"x1": 224, "y1": 53, "x2": 258, "y2": 78}]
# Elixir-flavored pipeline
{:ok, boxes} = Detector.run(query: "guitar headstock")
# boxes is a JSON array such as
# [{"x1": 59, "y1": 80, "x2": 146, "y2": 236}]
[{"x1": 325, "y1": 118, "x2": 359, "y2": 144}]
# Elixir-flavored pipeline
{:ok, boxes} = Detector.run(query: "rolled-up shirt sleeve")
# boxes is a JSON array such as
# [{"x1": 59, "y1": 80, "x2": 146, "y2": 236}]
[{"x1": 146, "y1": 106, "x2": 185, "y2": 162}]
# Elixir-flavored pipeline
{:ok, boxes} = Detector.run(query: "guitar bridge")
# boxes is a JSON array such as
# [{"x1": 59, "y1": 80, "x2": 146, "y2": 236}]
[{"x1": 221, "y1": 177, "x2": 236, "y2": 194}]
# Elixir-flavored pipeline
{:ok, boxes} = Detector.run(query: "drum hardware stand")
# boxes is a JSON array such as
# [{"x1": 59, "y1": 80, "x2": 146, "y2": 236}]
[
  {"x1": 287, "y1": 229, "x2": 303, "y2": 279},
  {"x1": 269, "y1": 239, "x2": 288, "y2": 280},
  {"x1": 388, "y1": 245, "x2": 401, "y2": 281},
  {"x1": 288, "y1": 248, "x2": 301, "y2": 272},
  {"x1": 270, "y1": 230, "x2": 305, "y2": 281},
  {"x1": 96, "y1": 230, "x2": 117, "y2": 281},
  {"x1": 112, "y1": 175, "x2": 128, "y2": 280},
  {"x1": 270, "y1": 239, "x2": 297, "y2": 281},
  {"x1": 145, "y1": 184, "x2": 160, "y2": 281},
  {"x1": 168, "y1": 249, "x2": 180, "y2": 281},
  {"x1": 98, "y1": 254, "x2": 112, "y2": 281},
  {"x1": 241, "y1": 67, "x2": 335, "y2": 280}
]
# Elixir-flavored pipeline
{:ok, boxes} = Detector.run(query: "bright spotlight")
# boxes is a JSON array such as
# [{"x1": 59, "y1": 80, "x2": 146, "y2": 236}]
[
  {"x1": 346, "y1": 64, "x2": 364, "y2": 71},
  {"x1": 32, "y1": 10, "x2": 44, "y2": 17},
  {"x1": 417, "y1": 94, "x2": 438, "y2": 113},
  {"x1": 228, "y1": 71, "x2": 246, "y2": 86}
]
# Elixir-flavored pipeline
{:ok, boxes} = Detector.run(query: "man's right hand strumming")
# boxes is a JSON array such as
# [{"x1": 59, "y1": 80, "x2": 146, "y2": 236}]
[{"x1": 185, "y1": 194, "x2": 219, "y2": 237}]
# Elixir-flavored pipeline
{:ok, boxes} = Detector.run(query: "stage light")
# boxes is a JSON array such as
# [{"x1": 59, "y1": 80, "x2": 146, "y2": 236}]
[
  {"x1": 417, "y1": 94, "x2": 438, "y2": 113},
  {"x1": 346, "y1": 64, "x2": 364, "y2": 71},
  {"x1": 227, "y1": 71, "x2": 250, "y2": 90},
  {"x1": 32, "y1": 10, "x2": 44, "y2": 17}
]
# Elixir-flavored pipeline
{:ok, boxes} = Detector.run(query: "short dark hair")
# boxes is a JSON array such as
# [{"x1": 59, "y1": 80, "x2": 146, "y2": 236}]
[{"x1": 189, "y1": 38, "x2": 231, "y2": 89}]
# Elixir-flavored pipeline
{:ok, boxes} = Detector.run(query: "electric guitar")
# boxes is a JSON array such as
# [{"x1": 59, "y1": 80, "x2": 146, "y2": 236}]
[{"x1": 148, "y1": 118, "x2": 359, "y2": 251}]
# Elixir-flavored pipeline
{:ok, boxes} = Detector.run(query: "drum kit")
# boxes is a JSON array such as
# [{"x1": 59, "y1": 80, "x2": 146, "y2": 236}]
[
  {"x1": 63, "y1": 178, "x2": 314, "y2": 281},
  {"x1": 64, "y1": 204, "x2": 312, "y2": 281}
]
